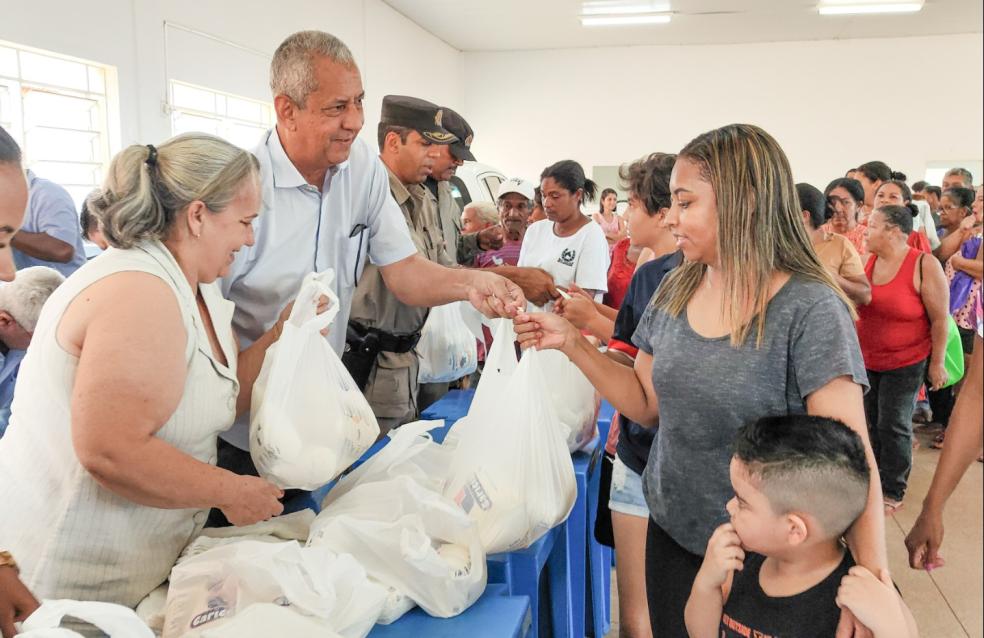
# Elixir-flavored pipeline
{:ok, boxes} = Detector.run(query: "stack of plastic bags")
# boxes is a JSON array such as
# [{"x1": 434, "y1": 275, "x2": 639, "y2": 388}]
[
  {"x1": 309, "y1": 420, "x2": 487, "y2": 621},
  {"x1": 162, "y1": 540, "x2": 385, "y2": 637}
]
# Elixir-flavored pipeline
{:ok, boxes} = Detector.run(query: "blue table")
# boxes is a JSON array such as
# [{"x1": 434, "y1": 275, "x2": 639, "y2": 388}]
[
  {"x1": 368, "y1": 585, "x2": 531, "y2": 638},
  {"x1": 316, "y1": 388, "x2": 600, "y2": 638},
  {"x1": 420, "y1": 388, "x2": 474, "y2": 422}
]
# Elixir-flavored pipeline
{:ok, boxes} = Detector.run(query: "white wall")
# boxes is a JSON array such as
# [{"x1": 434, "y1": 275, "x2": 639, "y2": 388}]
[
  {"x1": 464, "y1": 34, "x2": 984, "y2": 189},
  {"x1": 0, "y1": 0, "x2": 463, "y2": 151},
  {"x1": 2, "y1": 4, "x2": 980, "y2": 190}
]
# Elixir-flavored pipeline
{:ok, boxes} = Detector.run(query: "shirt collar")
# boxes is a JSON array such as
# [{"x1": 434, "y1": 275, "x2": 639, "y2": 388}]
[
  {"x1": 267, "y1": 129, "x2": 308, "y2": 190},
  {"x1": 386, "y1": 166, "x2": 412, "y2": 208},
  {"x1": 266, "y1": 127, "x2": 351, "y2": 191}
]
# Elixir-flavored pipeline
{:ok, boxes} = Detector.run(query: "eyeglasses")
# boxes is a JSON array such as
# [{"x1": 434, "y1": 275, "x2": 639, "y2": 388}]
[{"x1": 941, "y1": 204, "x2": 967, "y2": 213}]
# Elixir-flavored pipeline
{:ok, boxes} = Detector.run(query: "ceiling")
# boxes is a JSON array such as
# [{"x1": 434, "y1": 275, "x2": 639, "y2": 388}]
[{"x1": 382, "y1": 0, "x2": 983, "y2": 51}]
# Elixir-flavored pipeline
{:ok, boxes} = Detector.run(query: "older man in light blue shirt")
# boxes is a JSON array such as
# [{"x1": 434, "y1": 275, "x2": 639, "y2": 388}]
[
  {"x1": 0, "y1": 266, "x2": 65, "y2": 437},
  {"x1": 11, "y1": 171, "x2": 86, "y2": 277},
  {"x1": 210, "y1": 32, "x2": 524, "y2": 504}
]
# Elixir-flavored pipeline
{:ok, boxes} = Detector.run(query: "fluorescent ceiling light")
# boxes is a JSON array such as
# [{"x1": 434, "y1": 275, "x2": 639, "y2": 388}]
[
  {"x1": 581, "y1": 1, "x2": 671, "y2": 15},
  {"x1": 580, "y1": 13, "x2": 672, "y2": 26},
  {"x1": 818, "y1": 2, "x2": 923, "y2": 14}
]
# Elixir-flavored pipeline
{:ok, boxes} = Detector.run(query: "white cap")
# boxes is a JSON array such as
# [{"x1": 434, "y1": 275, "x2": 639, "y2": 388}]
[{"x1": 496, "y1": 177, "x2": 535, "y2": 202}]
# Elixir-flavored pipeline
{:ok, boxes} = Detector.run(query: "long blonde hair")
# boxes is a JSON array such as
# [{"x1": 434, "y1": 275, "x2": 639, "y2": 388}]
[{"x1": 653, "y1": 123, "x2": 854, "y2": 347}]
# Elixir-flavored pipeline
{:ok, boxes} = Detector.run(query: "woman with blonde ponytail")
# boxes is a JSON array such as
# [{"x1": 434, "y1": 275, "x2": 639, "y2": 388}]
[
  {"x1": 514, "y1": 124, "x2": 884, "y2": 637},
  {"x1": 0, "y1": 133, "x2": 303, "y2": 612}
]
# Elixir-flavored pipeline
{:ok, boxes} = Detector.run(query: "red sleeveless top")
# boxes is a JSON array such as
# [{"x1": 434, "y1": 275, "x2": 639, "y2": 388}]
[{"x1": 857, "y1": 247, "x2": 931, "y2": 371}]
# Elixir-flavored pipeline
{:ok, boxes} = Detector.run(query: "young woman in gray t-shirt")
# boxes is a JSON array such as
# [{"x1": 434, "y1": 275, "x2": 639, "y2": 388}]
[{"x1": 514, "y1": 124, "x2": 886, "y2": 638}]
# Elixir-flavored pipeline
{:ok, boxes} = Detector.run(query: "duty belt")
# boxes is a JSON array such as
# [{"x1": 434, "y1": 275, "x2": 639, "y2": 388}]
[{"x1": 346, "y1": 322, "x2": 421, "y2": 354}]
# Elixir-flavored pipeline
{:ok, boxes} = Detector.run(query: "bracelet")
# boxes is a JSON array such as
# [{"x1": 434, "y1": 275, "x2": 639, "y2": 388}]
[{"x1": 0, "y1": 550, "x2": 18, "y2": 573}]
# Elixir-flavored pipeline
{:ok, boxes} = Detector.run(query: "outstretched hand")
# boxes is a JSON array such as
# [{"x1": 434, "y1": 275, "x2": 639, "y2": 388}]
[{"x1": 513, "y1": 311, "x2": 579, "y2": 353}]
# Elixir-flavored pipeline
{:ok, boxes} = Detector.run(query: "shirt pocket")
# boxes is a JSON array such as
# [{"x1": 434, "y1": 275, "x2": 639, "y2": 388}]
[{"x1": 338, "y1": 227, "x2": 370, "y2": 289}]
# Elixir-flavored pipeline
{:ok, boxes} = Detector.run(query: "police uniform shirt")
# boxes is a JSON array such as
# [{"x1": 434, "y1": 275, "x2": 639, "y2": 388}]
[{"x1": 348, "y1": 167, "x2": 453, "y2": 419}]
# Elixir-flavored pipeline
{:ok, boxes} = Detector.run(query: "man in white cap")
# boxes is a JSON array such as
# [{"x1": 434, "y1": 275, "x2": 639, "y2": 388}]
[{"x1": 475, "y1": 178, "x2": 537, "y2": 269}]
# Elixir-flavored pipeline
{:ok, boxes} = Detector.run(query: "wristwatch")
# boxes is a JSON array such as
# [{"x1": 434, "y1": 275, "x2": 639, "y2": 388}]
[{"x1": 0, "y1": 550, "x2": 18, "y2": 572}]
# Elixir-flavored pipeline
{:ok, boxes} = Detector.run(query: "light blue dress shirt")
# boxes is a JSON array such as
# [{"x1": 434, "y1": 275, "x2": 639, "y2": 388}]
[
  {"x1": 0, "y1": 348, "x2": 25, "y2": 438},
  {"x1": 13, "y1": 171, "x2": 87, "y2": 277},
  {"x1": 220, "y1": 129, "x2": 417, "y2": 448}
]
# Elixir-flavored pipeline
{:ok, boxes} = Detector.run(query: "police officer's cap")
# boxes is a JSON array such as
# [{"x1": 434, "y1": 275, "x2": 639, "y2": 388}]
[
  {"x1": 380, "y1": 95, "x2": 457, "y2": 145},
  {"x1": 441, "y1": 107, "x2": 476, "y2": 162}
]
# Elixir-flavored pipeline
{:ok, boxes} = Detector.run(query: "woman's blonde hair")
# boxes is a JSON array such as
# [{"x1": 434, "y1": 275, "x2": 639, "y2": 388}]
[
  {"x1": 653, "y1": 123, "x2": 854, "y2": 347},
  {"x1": 87, "y1": 133, "x2": 259, "y2": 249}
]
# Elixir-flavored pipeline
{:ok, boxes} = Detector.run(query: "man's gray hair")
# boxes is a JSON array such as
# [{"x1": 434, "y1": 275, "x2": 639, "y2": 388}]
[
  {"x1": 270, "y1": 30, "x2": 357, "y2": 107},
  {"x1": 0, "y1": 266, "x2": 65, "y2": 333},
  {"x1": 945, "y1": 167, "x2": 974, "y2": 187},
  {"x1": 464, "y1": 201, "x2": 499, "y2": 227}
]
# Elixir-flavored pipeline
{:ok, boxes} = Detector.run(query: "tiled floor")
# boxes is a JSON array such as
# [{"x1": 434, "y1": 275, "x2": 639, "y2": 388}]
[{"x1": 606, "y1": 429, "x2": 983, "y2": 638}]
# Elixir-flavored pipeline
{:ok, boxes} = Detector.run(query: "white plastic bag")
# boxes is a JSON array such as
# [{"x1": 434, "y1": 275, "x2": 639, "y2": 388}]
[
  {"x1": 537, "y1": 349, "x2": 598, "y2": 452},
  {"x1": 310, "y1": 421, "x2": 487, "y2": 620},
  {"x1": 162, "y1": 540, "x2": 385, "y2": 638},
  {"x1": 417, "y1": 302, "x2": 478, "y2": 383},
  {"x1": 20, "y1": 600, "x2": 154, "y2": 637},
  {"x1": 467, "y1": 318, "x2": 518, "y2": 419},
  {"x1": 457, "y1": 301, "x2": 492, "y2": 343},
  {"x1": 444, "y1": 324, "x2": 577, "y2": 553},
  {"x1": 199, "y1": 604, "x2": 341, "y2": 638},
  {"x1": 250, "y1": 270, "x2": 380, "y2": 490}
]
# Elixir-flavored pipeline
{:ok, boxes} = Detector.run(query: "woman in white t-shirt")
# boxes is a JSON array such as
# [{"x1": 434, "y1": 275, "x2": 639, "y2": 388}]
[{"x1": 518, "y1": 160, "x2": 610, "y2": 307}]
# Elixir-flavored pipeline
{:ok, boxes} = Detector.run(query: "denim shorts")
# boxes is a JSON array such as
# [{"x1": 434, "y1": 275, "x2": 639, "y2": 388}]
[{"x1": 608, "y1": 455, "x2": 650, "y2": 519}]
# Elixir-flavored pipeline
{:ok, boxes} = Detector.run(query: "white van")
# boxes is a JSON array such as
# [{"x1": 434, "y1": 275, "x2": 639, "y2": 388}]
[{"x1": 448, "y1": 162, "x2": 507, "y2": 209}]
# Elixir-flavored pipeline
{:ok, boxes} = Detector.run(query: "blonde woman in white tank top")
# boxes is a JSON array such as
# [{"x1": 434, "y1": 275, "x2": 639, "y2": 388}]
[{"x1": 0, "y1": 134, "x2": 296, "y2": 611}]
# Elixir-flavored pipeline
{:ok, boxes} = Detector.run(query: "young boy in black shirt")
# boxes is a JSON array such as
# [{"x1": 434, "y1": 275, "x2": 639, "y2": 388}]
[{"x1": 685, "y1": 414, "x2": 917, "y2": 638}]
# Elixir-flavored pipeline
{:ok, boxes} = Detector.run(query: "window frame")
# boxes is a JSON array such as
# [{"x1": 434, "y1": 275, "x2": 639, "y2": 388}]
[
  {"x1": 0, "y1": 40, "x2": 116, "y2": 210},
  {"x1": 167, "y1": 79, "x2": 273, "y2": 150}
]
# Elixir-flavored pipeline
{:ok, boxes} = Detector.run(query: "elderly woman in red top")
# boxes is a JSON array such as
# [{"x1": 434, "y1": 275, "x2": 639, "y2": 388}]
[{"x1": 858, "y1": 204, "x2": 950, "y2": 514}]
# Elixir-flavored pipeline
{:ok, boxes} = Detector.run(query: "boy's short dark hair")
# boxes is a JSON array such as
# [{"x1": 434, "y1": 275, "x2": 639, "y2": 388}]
[{"x1": 733, "y1": 414, "x2": 870, "y2": 539}]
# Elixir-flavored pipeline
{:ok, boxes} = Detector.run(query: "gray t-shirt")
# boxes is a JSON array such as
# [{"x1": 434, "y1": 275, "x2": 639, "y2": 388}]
[{"x1": 631, "y1": 276, "x2": 868, "y2": 556}]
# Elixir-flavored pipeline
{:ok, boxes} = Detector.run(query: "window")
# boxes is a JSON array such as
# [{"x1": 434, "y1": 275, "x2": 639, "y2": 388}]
[
  {"x1": 449, "y1": 176, "x2": 471, "y2": 211},
  {"x1": 482, "y1": 175, "x2": 504, "y2": 201},
  {"x1": 0, "y1": 41, "x2": 115, "y2": 209},
  {"x1": 169, "y1": 80, "x2": 273, "y2": 150}
]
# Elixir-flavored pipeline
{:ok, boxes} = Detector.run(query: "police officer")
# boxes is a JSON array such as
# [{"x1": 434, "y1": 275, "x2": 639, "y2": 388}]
[
  {"x1": 425, "y1": 108, "x2": 502, "y2": 266},
  {"x1": 432, "y1": 108, "x2": 559, "y2": 306},
  {"x1": 344, "y1": 95, "x2": 460, "y2": 433}
]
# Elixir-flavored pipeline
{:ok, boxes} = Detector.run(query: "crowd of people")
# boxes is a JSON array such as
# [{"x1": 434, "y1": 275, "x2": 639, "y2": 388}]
[{"x1": 0, "y1": 27, "x2": 981, "y2": 638}]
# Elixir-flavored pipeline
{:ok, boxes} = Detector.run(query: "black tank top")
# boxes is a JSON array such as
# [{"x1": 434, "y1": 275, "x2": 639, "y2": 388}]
[{"x1": 720, "y1": 550, "x2": 854, "y2": 638}]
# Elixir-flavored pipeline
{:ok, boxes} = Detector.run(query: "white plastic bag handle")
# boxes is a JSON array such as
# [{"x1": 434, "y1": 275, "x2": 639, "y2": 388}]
[
  {"x1": 20, "y1": 599, "x2": 155, "y2": 637},
  {"x1": 483, "y1": 319, "x2": 517, "y2": 375},
  {"x1": 287, "y1": 270, "x2": 340, "y2": 332}
]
